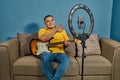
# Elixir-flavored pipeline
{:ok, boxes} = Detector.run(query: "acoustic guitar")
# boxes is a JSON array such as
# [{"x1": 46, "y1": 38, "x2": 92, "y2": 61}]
[{"x1": 30, "y1": 39, "x2": 80, "y2": 55}]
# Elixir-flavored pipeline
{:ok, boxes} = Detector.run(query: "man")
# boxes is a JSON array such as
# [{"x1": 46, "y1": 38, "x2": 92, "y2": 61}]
[{"x1": 38, "y1": 15, "x2": 71, "y2": 80}]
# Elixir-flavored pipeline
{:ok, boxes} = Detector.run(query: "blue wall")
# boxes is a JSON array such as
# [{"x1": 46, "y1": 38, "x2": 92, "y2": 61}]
[
  {"x1": 0, "y1": 0, "x2": 113, "y2": 42},
  {"x1": 111, "y1": 0, "x2": 120, "y2": 42}
]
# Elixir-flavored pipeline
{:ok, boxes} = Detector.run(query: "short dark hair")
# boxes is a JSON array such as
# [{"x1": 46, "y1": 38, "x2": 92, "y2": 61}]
[{"x1": 44, "y1": 15, "x2": 54, "y2": 22}]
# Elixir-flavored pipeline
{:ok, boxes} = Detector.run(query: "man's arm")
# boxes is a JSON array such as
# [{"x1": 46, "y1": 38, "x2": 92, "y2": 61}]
[
  {"x1": 64, "y1": 41, "x2": 71, "y2": 46},
  {"x1": 40, "y1": 26, "x2": 63, "y2": 42}
]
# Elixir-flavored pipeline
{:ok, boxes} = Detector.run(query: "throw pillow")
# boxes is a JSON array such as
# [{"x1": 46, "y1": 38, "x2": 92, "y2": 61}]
[
  {"x1": 17, "y1": 32, "x2": 38, "y2": 57},
  {"x1": 76, "y1": 33, "x2": 101, "y2": 57}
]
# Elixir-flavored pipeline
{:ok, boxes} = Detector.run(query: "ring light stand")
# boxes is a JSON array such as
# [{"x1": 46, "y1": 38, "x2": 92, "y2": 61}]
[{"x1": 68, "y1": 4, "x2": 94, "y2": 80}]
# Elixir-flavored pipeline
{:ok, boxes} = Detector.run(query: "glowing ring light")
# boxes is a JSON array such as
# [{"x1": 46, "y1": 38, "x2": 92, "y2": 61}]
[{"x1": 68, "y1": 4, "x2": 94, "y2": 40}]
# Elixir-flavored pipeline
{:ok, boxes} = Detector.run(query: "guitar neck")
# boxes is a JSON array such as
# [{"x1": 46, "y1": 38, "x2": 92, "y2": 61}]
[{"x1": 48, "y1": 40, "x2": 74, "y2": 46}]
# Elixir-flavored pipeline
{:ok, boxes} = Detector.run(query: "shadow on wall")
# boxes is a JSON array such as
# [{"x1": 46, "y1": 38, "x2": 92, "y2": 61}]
[
  {"x1": 7, "y1": 23, "x2": 41, "y2": 40},
  {"x1": 24, "y1": 23, "x2": 40, "y2": 34}
]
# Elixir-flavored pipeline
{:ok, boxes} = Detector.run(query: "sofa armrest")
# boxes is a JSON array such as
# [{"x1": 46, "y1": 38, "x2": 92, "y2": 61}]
[
  {"x1": 100, "y1": 38, "x2": 120, "y2": 80},
  {"x1": 0, "y1": 45, "x2": 11, "y2": 80},
  {"x1": 0, "y1": 38, "x2": 20, "y2": 63},
  {"x1": 0, "y1": 38, "x2": 19, "y2": 80}
]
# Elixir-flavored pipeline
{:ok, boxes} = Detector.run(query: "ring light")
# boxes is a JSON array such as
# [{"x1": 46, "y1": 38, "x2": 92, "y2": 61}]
[{"x1": 68, "y1": 4, "x2": 94, "y2": 40}]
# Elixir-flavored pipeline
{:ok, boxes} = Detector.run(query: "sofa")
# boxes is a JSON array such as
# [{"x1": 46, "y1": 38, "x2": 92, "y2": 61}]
[{"x1": 0, "y1": 33, "x2": 120, "y2": 80}]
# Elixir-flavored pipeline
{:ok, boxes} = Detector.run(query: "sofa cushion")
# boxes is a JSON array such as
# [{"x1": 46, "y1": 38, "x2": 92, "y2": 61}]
[
  {"x1": 76, "y1": 55, "x2": 111, "y2": 75},
  {"x1": 13, "y1": 56, "x2": 79, "y2": 76},
  {"x1": 17, "y1": 33, "x2": 38, "y2": 56},
  {"x1": 76, "y1": 33, "x2": 101, "y2": 57}
]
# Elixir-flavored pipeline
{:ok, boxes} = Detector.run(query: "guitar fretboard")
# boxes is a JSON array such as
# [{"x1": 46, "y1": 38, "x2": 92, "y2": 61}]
[{"x1": 48, "y1": 40, "x2": 74, "y2": 47}]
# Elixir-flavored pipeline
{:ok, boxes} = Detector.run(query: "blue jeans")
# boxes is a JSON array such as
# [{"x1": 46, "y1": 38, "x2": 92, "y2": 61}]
[{"x1": 40, "y1": 52, "x2": 70, "y2": 80}]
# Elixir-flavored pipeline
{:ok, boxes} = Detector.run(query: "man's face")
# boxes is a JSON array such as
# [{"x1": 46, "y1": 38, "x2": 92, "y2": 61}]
[{"x1": 44, "y1": 16, "x2": 55, "y2": 29}]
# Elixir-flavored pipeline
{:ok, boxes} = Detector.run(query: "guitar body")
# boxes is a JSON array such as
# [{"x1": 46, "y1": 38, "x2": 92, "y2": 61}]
[
  {"x1": 30, "y1": 39, "x2": 40, "y2": 55},
  {"x1": 30, "y1": 39, "x2": 51, "y2": 55}
]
